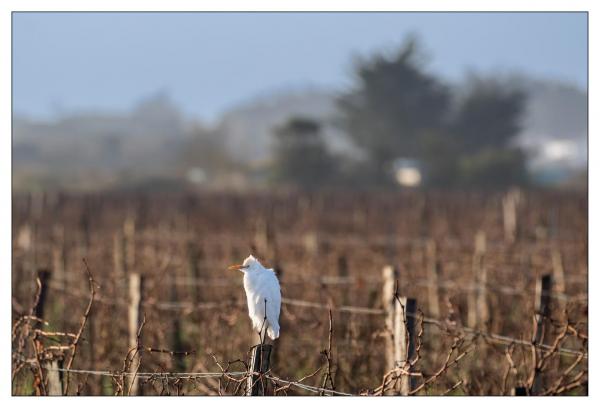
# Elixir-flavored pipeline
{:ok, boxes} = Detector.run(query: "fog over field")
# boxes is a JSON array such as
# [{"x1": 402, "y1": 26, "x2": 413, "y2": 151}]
[{"x1": 13, "y1": 75, "x2": 587, "y2": 191}]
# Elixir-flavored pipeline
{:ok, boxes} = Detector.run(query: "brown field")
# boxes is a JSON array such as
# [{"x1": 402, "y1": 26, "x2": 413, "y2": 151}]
[{"x1": 11, "y1": 190, "x2": 588, "y2": 396}]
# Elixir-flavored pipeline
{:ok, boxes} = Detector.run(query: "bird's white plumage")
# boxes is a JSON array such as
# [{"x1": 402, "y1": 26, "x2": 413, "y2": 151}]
[{"x1": 235, "y1": 255, "x2": 281, "y2": 339}]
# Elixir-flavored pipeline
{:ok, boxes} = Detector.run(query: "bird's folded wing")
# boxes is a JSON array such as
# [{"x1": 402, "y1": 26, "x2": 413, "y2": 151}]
[{"x1": 264, "y1": 275, "x2": 282, "y2": 323}]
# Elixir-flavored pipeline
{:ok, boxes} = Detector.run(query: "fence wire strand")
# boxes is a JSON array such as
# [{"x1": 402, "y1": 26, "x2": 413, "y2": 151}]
[
  {"x1": 32, "y1": 282, "x2": 588, "y2": 359},
  {"x1": 33, "y1": 365, "x2": 353, "y2": 395}
]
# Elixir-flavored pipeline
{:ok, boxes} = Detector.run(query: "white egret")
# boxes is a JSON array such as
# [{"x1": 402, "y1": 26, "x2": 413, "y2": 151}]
[{"x1": 228, "y1": 255, "x2": 281, "y2": 342}]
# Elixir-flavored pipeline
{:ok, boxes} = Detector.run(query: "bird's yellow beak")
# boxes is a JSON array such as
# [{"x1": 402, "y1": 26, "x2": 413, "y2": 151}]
[{"x1": 228, "y1": 264, "x2": 244, "y2": 271}]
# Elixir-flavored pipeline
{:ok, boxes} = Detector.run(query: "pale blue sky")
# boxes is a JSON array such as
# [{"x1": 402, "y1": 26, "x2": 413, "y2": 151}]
[{"x1": 13, "y1": 12, "x2": 587, "y2": 122}]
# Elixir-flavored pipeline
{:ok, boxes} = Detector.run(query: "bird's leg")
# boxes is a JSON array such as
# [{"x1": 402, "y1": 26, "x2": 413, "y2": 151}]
[
  {"x1": 256, "y1": 327, "x2": 267, "y2": 346},
  {"x1": 256, "y1": 298, "x2": 268, "y2": 346}
]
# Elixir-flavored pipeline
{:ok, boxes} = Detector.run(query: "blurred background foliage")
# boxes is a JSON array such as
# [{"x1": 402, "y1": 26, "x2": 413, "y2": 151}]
[{"x1": 13, "y1": 37, "x2": 586, "y2": 192}]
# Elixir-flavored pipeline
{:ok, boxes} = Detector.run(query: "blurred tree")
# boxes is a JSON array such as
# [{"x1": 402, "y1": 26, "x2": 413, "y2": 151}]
[
  {"x1": 336, "y1": 37, "x2": 451, "y2": 185},
  {"x1": 458, "y1": 148, "x2": 529, "y2": 188},
  {"x1": 337, "y1": 37, "x2": 529, "y2": 189},
  {"x1": 271, "y1": 117, "x2": 336, "y2": 189},
  {"x1": 419, "y1": 131, "x2": 460, "y2": 188},
  {"x1": 452, "y1": 76, "x2": 526, "y2": 153},
  {"x1": 450, "y1": 76, "x2": 529, "y2": 187}
]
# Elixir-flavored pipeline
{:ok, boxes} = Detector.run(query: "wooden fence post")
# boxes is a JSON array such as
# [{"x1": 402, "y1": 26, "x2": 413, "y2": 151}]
[
  {"x1": 32, "y1": 269, "x2": 51, "y2": 321},
  {"x1": 551, "y1": 249, "x2": 566, "y2": 313},
  {"x1": 382, "y1": 265, "x2": 417, "y2": 395},
  {"x1": 128, "y1": 273, "x2": 143, "y2": 395},
  {"x1": 531, "y1": 274, "x2": 552, "y2": 395},
  {"x1": 46, "y1": 360, "x2": 63, "y2": 395},
  {"x1": 170, "y1": 280, "x2": 185, "y2": 372},
  {"x1": 247, "y1": 344, "x2": 272, "y2": 396},
  {"x1": 533, "y1": 274, "x2": 552, "y2": 346},
  {"x1": 382, "y1": 265, "x2": 399, "y2": 376},
  {"x1": 395, "y1": 297, "x2": 417, "y2": 395},
  {"x1": 502, "y1": 189, "x2": 519, "y2": 244},
  {"x1": 32, "y1": 269, "x2": 63, "y2": 395},
  {"x1": 425, "y1": 239, "x2": 440, "y2": 318},
  {"x1": 303, "y1": 231, "x2": 319, "y2": 256},
  {"x1": 21, "y1": 223, "x2": 39, "y2": 298},
  {"x1": 124, "y1": 217, "x2": 136, "y2": 275},
  {"x1": 468, "y1": 231, "x2": 488, "y2": 329}
]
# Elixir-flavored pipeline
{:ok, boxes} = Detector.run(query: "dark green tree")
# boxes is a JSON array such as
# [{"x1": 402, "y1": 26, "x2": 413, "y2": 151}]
[
  {"x1": 271, "y1": 117, "x2": 336, "y2": 189},
  {"x1": 336, "y1": 37, "x2": 451, "y2": 185},
  {"x1": 451, "y1": 76, "x2": 529, "y2": 187},
  {"x1": 336, "y1": 37, "x2": 529, "y2": 189},
  {"x1": 452, "y1": 76, "x2": 526, "y2": 154}
]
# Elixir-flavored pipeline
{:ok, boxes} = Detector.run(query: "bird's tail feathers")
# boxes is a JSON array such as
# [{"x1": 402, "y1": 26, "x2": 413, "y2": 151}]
[{"x1": 267, "y1": 325, "x2": 280, "y2": 340}]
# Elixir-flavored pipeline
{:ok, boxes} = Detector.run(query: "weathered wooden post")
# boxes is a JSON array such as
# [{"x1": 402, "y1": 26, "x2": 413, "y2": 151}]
[
  {"x1": 247, "y1": 344, "x2": 272, "y2": 396},
  {"x1": 502, "y1": 189, "x2": 519, "y2": 244},
  {"x1": 109, "y1": 230, "x2": 127, "y2": 395},
  {"x1": 382, "y1": 265, "x2": 417, "y2": 395},
  {"x1": 125, "y1": 215, "x2": 138, "y2": 394},
  {"x1": 533, "y1": 274, "x2": 552, "y2": 346},
  {"x1": 19, "y1": 223, "x2": 38, "y2": 298},
  {"x1": 531, "y1": 274, "x2": 553, "y2": 395},
  {"x1": 128, "y1": 273, "x2": 143, "y2": 395},
  {"x1": 170, "y1": 279, "x2": 185, "y2": 372},
  {"x1": 124, "y1": 217, "x2": 136, "y2": 275},
  {"x1": 395, "y1": 297, "x2": 417, "y2": 395},
  {"x1": 303, "y1": 231, "x2": 319, "y2": 256},
  {"x1": 425, "y1": 239, "x2": 440, "y2": 318},
  {"x1": 382, "y1": 265, "x2": 399, "y2": 375},
  {"x1": 32, "y1": 269, "x2": 63, "y2": 395},
  {"x1": 32, "y1": 269, "x2": 51, "y2": 320},
  {"x1": 17, "y1": 223, "x2": 33, "y2": 252},
  {"x1": 551, "y1": 249, "x2": 566, "y2": 313},
  {"x1": 468, "y1": 231, "x2": 488, "y2": 329},
  {"x1": 46, "y1": 360, "x2": 63, "y2": 395}
]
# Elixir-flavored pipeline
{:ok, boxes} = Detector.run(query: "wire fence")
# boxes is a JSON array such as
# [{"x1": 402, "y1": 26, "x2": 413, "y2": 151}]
[
  {"x1": 41, "y1": 281, "x2": 587, "y2": 359},
  {"x1": 33, "y1": 364, "x2": 351, "y2": 395},
  {"x1": 46, "y1": 273, "x2": 588, "y2": 303},
  {"x1": 106, "y1": 230, "x2": 587, "y2": 253}
]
